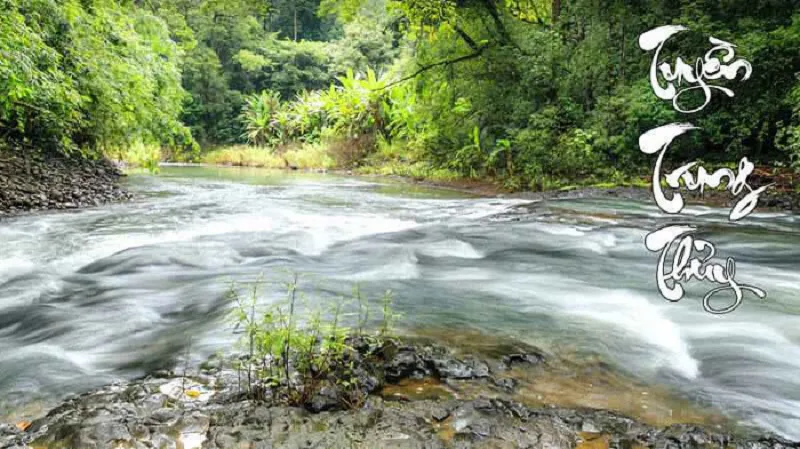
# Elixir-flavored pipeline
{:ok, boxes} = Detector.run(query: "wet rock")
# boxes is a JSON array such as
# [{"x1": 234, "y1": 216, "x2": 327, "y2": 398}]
[
  {"x1": 0, "y1": 423, "x2": 21, "y2": 448},
  {"x1": 0, "y1": 423, "x2": 20, "y2": 436},
  {"x1": 151, "y1": 369, "x2": 174, "y2": 378},
  {"x1": 431, "y1": 407, "x2": 450, "y2": 422},
  {"x1": 501, "y1": 352, "x2": 545, "y2": 369},
  {"x1": 5, "y1": 343, "x2": 800, "y2": 449},
  {"x1": 385, "y1": 347, "x2": 429, "y2": 382},
  {"x1": 431, "y1": 357, "x2": 490, "y2": 379}
]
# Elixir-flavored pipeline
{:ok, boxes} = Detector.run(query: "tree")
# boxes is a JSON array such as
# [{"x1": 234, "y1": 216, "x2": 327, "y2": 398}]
[{"x1": 0, "y1": 0, "x2": 190, "y2": 156}]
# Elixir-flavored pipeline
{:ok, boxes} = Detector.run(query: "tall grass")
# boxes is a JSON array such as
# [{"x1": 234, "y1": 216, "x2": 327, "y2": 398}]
[
  {"x1": 358, "y1": 161, "x2": 462, "y2": 182},
  {"x1": 284, "y1": 143, "x2": 336, "y2": 169},
  {"x1": 202, "y1": 144, "x2": 336, "y2": 170},
  {"x1": 110, "y1": 142, "x2": 162, "y2": 173},
  {"x1": 202, "y1": 145, "x2": 286, "y2": 168}
]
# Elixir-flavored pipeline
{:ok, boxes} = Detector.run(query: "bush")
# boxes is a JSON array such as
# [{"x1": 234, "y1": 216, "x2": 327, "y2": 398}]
[
  {"x1": 241, "y1": 91, "x2": 284, "y2": 147},
  {"x1": 327, "y1": 134, "x2": 377, "y2": 168}
]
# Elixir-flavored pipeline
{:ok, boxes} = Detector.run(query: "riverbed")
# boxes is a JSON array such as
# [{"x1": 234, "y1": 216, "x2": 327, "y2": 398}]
[{"x1": 1, "y1": 166, "x2": 798, "y2": 439}]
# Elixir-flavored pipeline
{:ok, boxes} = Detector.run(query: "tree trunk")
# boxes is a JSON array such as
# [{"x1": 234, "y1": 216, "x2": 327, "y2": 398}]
[
  {"x1": 293, "y1": 7, "x2": 298, "y2": 41},
  {"x1": 552, "y1": 0, "x2": 562, "y2": 23}
]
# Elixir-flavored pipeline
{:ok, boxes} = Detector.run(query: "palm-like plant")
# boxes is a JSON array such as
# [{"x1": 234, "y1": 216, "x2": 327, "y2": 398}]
[
  {"x1": 285, "y1": 90, "x2": 326, "y2": 142},
  {"x1": 322, "y1": 68, "x2": 390, "y2": 138},
  {"x1": 241, "y1": 91, "x2": 283, "y2": 147},
  {"x1": 239, "y1": 68, "x2": 392, "y2": 151}
]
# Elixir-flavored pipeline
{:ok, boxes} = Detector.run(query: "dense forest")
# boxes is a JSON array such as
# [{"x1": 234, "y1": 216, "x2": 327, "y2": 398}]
[{"x1": 2, "y1": 0, "x2": 800, "y2": 189}]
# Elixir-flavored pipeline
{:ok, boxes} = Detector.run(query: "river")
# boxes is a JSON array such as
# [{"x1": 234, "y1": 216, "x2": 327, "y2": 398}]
[{"x1": 0, "y1": 166, "x2": 798, "y2": 440}]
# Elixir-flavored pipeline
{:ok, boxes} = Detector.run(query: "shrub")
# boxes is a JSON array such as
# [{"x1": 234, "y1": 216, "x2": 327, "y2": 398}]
[
  {"x1": 283, "y1": 143, "x2": 336, "y2": 169},
  {"x1": 327, "y1": 134, "x2": 377, "y2": 168}
]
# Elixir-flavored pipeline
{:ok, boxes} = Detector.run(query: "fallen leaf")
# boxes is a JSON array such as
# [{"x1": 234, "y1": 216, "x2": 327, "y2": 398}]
[{"x1": 184, "y1": 389, "x2": 201, "y2": 399}]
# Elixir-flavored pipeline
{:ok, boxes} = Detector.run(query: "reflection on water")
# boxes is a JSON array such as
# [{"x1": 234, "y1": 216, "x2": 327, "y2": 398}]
[{"x1": 0, "y1": 166, "x2": 799, "y2": 439}]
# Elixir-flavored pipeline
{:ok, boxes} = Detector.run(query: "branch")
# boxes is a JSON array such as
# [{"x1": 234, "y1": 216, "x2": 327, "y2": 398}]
[
  {"x1": 454, "y1": 25, "x2": 480, "y2": 51},
  {"x1": 477, "y1": 1, "x2": 546, "y2": 55},
  {"x1": 480, "y1": 0, "x2": 512, "y2": 44},
  {"x1": 378, "y1": 45, "x2": 491, "y2": 90}
]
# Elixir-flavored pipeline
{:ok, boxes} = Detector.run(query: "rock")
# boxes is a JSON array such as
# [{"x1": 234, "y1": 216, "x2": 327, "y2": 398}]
[
  {"x1": 493, "y1": 377, "x2": 516, "y2": 391},
  {"x1": 501, "y1": 352, "x2": 545, "y2": 369},
  {"x1": 431, "y1": 357, "x2": 490, "y2": 379},
  {"x1": 4, "y1": 343, "x2": 800, "y2": 449},
  {"x1": 308, "y1": 383, "x2": 340, "y2": 412},
  {"x1": 152, "y1": 369, "x2": 174, "y2": 378},
  {"x1": 0, "y1": 423, "x2": 20, "y2": 437},
  {"x1": 147, "y1": 408, "x2": 182, "y2": 426},
  {"x1": 92, "y1": 420, "x2": 133, "y2": 443},
  {"x1": 385, "y1": 347, "x2": 428, "y2": 382},
  {"x1": 431, "y1": 407, "x2": 450, "y2": 422},
  {"x1": 505, "y1": 401, "x2": 530, "y2": 420},
  {"x1": 581, "y1": 420, "x2": 601, "y2": 433},
  {"x1": 357, "y1": 372, "x2": 381, "y2": 395},
  {"x1": 0, "y1": 422, "x2": 21, "y2": 448}
]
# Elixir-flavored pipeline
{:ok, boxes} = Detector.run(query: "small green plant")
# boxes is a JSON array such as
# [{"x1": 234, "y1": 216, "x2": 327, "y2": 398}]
[
  {"x1": 228, "y1": 274, "x2": 400, "y2": 410},
  {"x1": 449, "y1": 126, "x2": 484, "y2": 178},
  {"x1": 379, "y1": 289, "x2": 399, "y2": 338}
]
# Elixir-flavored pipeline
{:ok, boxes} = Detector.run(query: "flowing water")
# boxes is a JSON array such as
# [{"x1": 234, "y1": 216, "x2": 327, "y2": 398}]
[{"x1": 1, "y1": 166, "x2": 799, "y2": 439}]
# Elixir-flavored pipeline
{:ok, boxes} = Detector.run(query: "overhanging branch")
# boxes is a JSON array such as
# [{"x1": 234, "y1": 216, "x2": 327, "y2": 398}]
[{"x1": 379, "y1": 44, "x2": 491, "y2": 90}]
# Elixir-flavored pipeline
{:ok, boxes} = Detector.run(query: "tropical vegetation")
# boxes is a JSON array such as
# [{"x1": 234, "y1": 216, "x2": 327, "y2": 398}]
[{"x1": 3, "y1": 0, "x2": 800, "y2": 190}]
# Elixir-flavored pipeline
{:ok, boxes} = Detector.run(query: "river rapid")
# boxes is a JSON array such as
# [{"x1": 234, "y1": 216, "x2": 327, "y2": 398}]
[{"x1": 0, "y1": 166, "x2": 798, "y2": 439}]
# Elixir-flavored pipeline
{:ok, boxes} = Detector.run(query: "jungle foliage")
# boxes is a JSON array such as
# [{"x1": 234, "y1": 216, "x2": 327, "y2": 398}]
[
  {"x1": 3, "y1": 0, "x2": 800, "y2": 189},
  {"x1": 315, "y1": 0, "x2": 800, "y2": 189},
  {"x1": 1, "y1": 0, "x2": 192, "y2": 157},
  {"x1": 147, "y1": 0, "x2": 398, "y2": 147}
]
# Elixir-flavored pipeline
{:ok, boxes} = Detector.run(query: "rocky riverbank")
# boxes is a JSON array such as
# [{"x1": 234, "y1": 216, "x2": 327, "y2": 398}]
[
  {"x1": 0, "y1": 151, "x2": 132, "y2": 217},
  {"x1": 2, "y1": 338, "x2": 797, "y2": 449}
]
